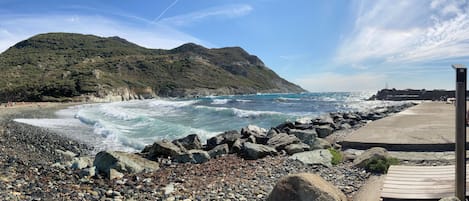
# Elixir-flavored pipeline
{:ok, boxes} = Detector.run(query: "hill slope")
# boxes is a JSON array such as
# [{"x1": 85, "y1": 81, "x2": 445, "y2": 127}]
[{"x1": 0, "y1": 33, "x2": 306, "y2": 102}]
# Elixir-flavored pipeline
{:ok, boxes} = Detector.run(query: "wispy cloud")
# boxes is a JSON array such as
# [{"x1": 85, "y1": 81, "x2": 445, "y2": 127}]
[
  {"x1": 153, "y1": 0, "x2": 179, "y2": 23},
  {"x1": 159, "y1": 4, "x2": 253, "y2": 26},
  {"x1": 336, "y1": 0, "x2": 469, "y2": 68}
]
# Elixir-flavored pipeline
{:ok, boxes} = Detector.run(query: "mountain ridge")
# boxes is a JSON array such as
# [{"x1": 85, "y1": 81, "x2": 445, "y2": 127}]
[{"x1": 0, "y1": 32, "x2": 306, "y2": 102}]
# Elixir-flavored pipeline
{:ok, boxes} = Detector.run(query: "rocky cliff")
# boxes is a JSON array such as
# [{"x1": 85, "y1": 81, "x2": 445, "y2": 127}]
[{"x1": 0, "y1": 33, "x2": 306, "y2": 102}]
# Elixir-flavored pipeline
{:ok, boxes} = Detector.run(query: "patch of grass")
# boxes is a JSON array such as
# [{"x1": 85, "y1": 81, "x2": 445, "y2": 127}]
[
  {"x1": 365, "y1": 157, "x2": 399, "y2": 173},
  {"x1": 328, "y1": 148, "x2": 342, "y2": 165}
]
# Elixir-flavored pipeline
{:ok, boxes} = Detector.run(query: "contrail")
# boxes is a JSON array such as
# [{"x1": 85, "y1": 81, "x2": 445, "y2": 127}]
[{"x1": 153, "y1": 0, "x2": 179, "y2": 23}]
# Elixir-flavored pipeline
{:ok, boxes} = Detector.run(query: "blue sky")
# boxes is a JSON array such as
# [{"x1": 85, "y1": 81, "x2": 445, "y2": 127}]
[{"x1": 0, "y1": 0, "x2": 468, "y2": 92}]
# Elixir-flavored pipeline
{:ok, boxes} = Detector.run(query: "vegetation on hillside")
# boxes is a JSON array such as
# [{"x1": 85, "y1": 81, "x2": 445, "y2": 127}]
[{"x1": 0, "y1": 33, "x2": 305, "y2": 102}]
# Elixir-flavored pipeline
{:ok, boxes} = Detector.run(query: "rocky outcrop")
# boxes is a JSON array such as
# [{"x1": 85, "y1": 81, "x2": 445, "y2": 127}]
[
  {"x1": 208, "y1": 144, "x2": 230, "y2": 158},
  {"x1": 289, "y1": 149, "x2": 333, "y2": 167},
  {"x1": 172, "y1": 134, "x2": 202, "y2": 150},
  {"x1": 141, "y1": 140, "x2": 183, "y2": 160},
  {"x1": 206, "y1": 130, "x2": 242, "y2": 150},
  {"x1": 267, "y1": 133, "x2": 301, "y2": 150},
  {"x1": 173, "y1": 150, "x2": 211, "y2": 164},
  {"x1": 93, "y1": 151, "x2": 159, "y2": 179},
  {"x1": 267, "y1": 173, "x2": 347, "y2": 201},
  {"x1": 241, "y1": 142, "x2": 278, "y2": 160},
  {"x1": 353, "y1": 147, "x2": 388, "y2": 168}
]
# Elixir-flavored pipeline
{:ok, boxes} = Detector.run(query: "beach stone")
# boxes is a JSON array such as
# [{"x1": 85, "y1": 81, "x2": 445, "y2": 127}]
[
  {"x1": 295, "y1": 117, "x2": 313, "y2": 125},
  {"x1": 294, "y1": 124, "x2": 314, "y2": 130},
  {"x1": 339, "y1": 123, "x2": 352, "y2": 130},
  {"x1": 206, "y1": 130, "x2": 241, "y2": 149},
  {"x1": 79, "y1": 166, "x2": 96, "y2": 178},
  {"x1": 267, "y1": 133, "x2": 301, "y2": 150},
  {"x1": 71, "y1": 156, "x2": 93, "y2": 170},
  {"x1": 353, "y1": 147, "x2": 388, "y2": 168},
  {"x1": 284, "y1": 143, "x2": 310, "y2": 155},
  {"x1": 289, "y1": 129, "x2": 318, "y2": 146},
  {"x1": 94, "y1": 151, "x2": 159, "y2": 178},
  {"x1": 242, "y1": 125, "x2": 269, "y2": 144},
  {"x1": 267, "y1": 127, "x2": 280, "y2": 137},
  {"x1": 316, "y1": 125, "x2": 334, "y2": 138},
  {"x1": 109, "y1": 168, "x2": 124, "y2": 180},
  {"x1": 55, "y1": 149, "x2": 78, "y2": 161},
  {"x1": 241, "y1": 142, "x2": 278, "y2": 159},
  {"x1": 289, "y1": 149, "x2": 333, "y2": 167},
  {"x1": 311, "y1": 138, "x2": 332, "y2": 150},
  {"x1": 208, "y1": 144, "x2": 229, "y2": 158},
  {"x1": 267, "y1": 173, "x2": 347, "y2": 201},
  {"x1": 172, "y1": 134, "x2": 202, "y2": 150},
  {"x1": 142, "y1": 140, "x2": 182, "y2": 160}
]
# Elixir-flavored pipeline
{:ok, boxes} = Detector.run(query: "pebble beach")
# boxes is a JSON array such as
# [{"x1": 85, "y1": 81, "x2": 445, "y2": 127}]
[{"x1": 0, "y1": 101, "x2": 438, "y2": 201}]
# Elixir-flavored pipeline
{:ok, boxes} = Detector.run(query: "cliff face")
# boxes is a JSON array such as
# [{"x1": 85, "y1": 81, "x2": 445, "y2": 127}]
[{"x1": 0, "y1": 33, "x2": 306, "y2": 102}]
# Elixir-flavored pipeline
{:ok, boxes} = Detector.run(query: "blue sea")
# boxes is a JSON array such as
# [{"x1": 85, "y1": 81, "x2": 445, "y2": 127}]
[{"x1": 15, "y1": 92, "x2": 406, "y2": 152}]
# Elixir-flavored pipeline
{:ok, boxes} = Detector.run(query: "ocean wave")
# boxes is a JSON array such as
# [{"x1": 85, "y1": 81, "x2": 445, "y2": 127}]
[
  {"x1": 211, "y1": 99, "x2": 230, "y2": 105},
  {"x1": 275, "y1": 97, "x2": 301, "y2": 102},
  {"x1": 148, "y1": 99, "x2": 199, "y2": 108},
  {"x1": 194, "y1": 105, "x2": 283, "y2": 118}
]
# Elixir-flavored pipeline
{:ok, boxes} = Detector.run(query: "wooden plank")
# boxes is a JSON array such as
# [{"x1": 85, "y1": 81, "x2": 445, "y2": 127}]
[{"x1": 381, "y1": 164, "x2": 469, "y2": 200}]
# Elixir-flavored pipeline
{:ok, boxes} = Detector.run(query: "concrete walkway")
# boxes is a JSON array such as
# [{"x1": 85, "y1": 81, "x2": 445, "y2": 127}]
[{"x1": 342, "y1": 102, "x2": 469, "y2": 151}]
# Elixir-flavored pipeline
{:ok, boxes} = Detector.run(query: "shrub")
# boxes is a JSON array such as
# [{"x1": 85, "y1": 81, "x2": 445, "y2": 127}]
[
  {"x1": 328, "y1": 148, "x2": 342, "y2": 165},
  {"x1": 365, "y1": 157, "x2": 399, "y2": 173}
]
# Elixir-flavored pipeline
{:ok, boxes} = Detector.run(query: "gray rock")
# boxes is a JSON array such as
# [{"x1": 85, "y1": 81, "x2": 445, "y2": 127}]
[
  {"x1": 241, "y1": 142, "x2": 278, "y2": 160},
  {"x1": 289, "y1": 129, "x2": 318, "y2": 145},
  {"x1": 142, "y1": 140, "x2": 182, "y2": 160},
  {"x1": 311, "y1": 138, "x2": 332, "y2": 150},
  {"x1": 267, "y1": 133, "x2": 301, "y2": 150},
  {"x1": 284, "y1": 143, "x2": 310, "y2": 155},
  {"x1": 55, "y1": 149, "x2": 77, "y2": 161},
  {"x1": 79, "y1": 166, "x2": 96, "y2": 178},
  {"x1": 94, "y1": 151, "x2": 159, "y2": 178},
  {"x1": 71, "y1": 156, "x2": 93, "y2": 170},
  {"x1": 109, "y1": 168, "x2": 124, "y2": 180},
  {"x1": 208, "y1": 144, "x2": 229, "y2": 158},
  {"x1": 206, "y1": 130, "x2": 241, "y2": 149},
  {"x1": 189, "y1": 150, "x2": 211, "y2": 164},
  {"x1": 289, "y1": 149, "x2": 333, "y2": 167},
  {"x1": 353, "y1": 147, "x2": 388, "y2": 168},
  {"x1": 316, "y1": 125, "x2": 334, "y2": 138},
  {"x1": 242, "y1": 125, "x2": 269, "y2": 144},
  {"x1": 173, "y1": 150, "x2": 210, "y2": 164},
  {"x1": 267, "y1": 127, "x2": 280, "y2": 137},
  {"x1": 339, "y1": 123, "x2": 352, "y2": 130},
  {"x1": 231, "y1": 138, "x2": 243, "y2": 154},
  {"x1": 267, "y1": 173, "x2": 347, "y2": 201},
  {"x1": 172, "y1": 134, "x2": 202, "y2": 150},
  {"x1": 275, "y1": 121, "x2": 295, "y2": 132}
]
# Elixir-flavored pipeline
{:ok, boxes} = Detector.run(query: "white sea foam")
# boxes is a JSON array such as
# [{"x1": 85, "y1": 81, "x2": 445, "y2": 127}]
[
  {"x1": 211, "y1": 99, "x2": 230, "y2": 105},
  {"x1": 195, "y1": 105, "x2": 283, "y2": 118}
]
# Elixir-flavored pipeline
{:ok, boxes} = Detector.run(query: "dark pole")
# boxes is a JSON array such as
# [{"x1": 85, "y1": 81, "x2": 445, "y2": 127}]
[{"x1": 453, "y1": 64, "x2": 466, "y2": 200}]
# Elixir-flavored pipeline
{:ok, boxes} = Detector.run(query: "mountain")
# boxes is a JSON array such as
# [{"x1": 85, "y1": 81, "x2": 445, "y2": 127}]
[{"x1": 0, "y1": 33, "x2": 306, "y2": 102}]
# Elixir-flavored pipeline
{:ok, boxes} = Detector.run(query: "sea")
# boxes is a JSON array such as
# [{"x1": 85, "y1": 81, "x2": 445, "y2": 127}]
[{"x1": 14, "y1": 92, "x2": 406, "y2": 153}]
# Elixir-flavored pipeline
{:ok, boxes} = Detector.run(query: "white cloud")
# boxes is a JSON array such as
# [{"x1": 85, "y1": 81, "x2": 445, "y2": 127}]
[
  {"x1": 159, "y1": 4, "x2": 253, "y2": 26},
  {"x1": 336, "y1": 0, "x2": 469, "y2": 68},
  {"x1": 0, "y1": 14, "x2": 205, "y2": 53},
  {"x1": 295, "y1": 72, "x2": 386, "y2": 92}
]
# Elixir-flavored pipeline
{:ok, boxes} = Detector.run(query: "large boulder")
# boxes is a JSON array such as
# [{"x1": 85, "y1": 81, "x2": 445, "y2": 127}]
[
  {"x1": 289, "y1": 149, "x2": 333, "y2": 167},
  {"x1": 289, "y1": 129, "x2": 318, "y2": 146},
  {"x1": 353, "y1": 147, "x2": 388, "y2": 168},
  {"x1": 206, "y1": 130, "x2": 241, "y2": 150},
  {"x1": 276, "y1": 121, "x2": 295, "y2": 132},
  {"x1": 94, "y1": 151, "x2": 159, "y2": 178},
  {"x1": 208, "y1": 143, "x2": 230, "y2": 158},
  {"x1": 310, "y1": 138, "x2": 332, "y2": 150},
  {"x1": 267, "y1": 173, "x2": 347, "y2": 201},
  {"x1": 316, "y1": 125, "x2": 334, "y2": 138},
  {"x1": 172, "y1": 134, "x2": 202, "y2": 150},
  {"x1": 241, "y1": 142, "x2": 278, "y2": 160},
  {"x1": 241, "y1": 125, "x2": 269, "y2": 144},
  {"x1": 284, "y1": 143, "x2": 310, "y2": 155},
  {"x1": 141, "y1": 140, "x2": 182, "y2": 160},
  {"x1": 267, "y1": 133, "x2": 301, "y2": 150},
  {"x1": 173, "y1": 150, "x2": 211, "y2": 164}
]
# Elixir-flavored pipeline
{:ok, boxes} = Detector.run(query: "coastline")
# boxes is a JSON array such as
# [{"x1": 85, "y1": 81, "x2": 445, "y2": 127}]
[{"x1": 0, "y1": 100, "x2": 425, "y2": 200}]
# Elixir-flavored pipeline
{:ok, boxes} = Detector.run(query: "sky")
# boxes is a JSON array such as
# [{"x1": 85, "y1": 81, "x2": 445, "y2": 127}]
[{"x1": 0, "y1": 0, "x2": 468, "y2": 92}]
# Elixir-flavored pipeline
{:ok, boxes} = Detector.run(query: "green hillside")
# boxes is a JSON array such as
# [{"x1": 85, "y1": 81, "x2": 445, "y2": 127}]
[{"x1": 0, "y1": 33, "x2": 306, "y2": 102}]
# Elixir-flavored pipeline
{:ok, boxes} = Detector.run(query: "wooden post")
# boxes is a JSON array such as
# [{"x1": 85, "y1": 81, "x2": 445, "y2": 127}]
[{"x1": 453, "y1": 64, "x2": 466, "y2": 200}]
